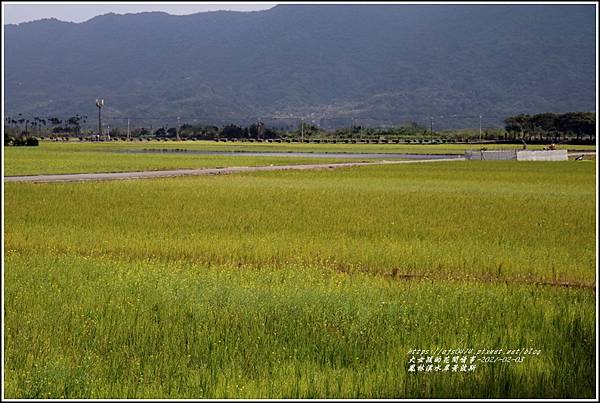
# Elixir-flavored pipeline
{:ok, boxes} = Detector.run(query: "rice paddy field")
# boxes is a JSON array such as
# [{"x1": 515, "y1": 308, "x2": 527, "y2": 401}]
[
  {"x1": 3, "y1": 141, "x2": 365, "y2": 176},
  {"x1": 2, "y1": 148, "x2": 597, "y2": 398},
  {"x1": 4, "y1": 140, "x2": 595, "y2": 175}
]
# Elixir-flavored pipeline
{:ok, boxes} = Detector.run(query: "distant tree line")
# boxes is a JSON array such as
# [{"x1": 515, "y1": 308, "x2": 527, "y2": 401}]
[
  {"x1": 96, "y1": 113, "x2": 596, "y2": 144},
  {"x1": 504, "y1": 112, "x2": 595, "y2": 143},
  {"x1": 5, "y1": 112, "x2": 595, "y2": 144},
  {"x1": 4, "y1": 114, "x2": 87, "y2": 137}
]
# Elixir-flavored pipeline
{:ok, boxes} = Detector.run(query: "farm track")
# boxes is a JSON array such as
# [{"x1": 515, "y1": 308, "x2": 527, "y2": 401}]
[{"x1": 3, "y1": 158, "x2": 463, "y2": 183}]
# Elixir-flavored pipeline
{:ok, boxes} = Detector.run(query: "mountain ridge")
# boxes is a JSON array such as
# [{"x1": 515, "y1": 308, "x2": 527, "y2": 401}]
[{"x1": 4, "y1": 4, "x2": 596, "y2": 128}]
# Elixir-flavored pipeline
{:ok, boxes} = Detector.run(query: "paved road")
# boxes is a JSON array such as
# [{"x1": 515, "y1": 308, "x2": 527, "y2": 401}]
[{"x1": 4, "y1": 158, "x2": 463, "y2": 183}]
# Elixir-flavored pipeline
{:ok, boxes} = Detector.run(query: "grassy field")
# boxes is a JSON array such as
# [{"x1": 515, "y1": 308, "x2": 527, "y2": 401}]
[
  {"x1": 3, "y1": 140, "x2": 595, "y2": 175},
  {"x1": 3, "y1": 160, "x2": 597, "y2": 398},
  {"x1": 3, "y1": 141, "x2": 370, "y2": 176}
]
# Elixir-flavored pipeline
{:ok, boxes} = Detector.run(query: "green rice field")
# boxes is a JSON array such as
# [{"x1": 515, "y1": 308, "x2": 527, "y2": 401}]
[
  {"x1": 3, "y1": 140, "x2": 595, "y2": 175},
  {"x1": 3, "y1": 156, "x2": 597, "y2": 398},
  {"x1": 3, "y1": 141, "x2": 364, "y2": 176}
]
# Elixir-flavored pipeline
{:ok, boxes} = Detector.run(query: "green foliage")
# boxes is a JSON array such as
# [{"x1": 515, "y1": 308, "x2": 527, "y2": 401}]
[
  {"x1": 4, "y1": 134, "x2": 39, "y2": 146},
  {"x1": 166, "y1": 127, "x2": 177, "y2": 138},
  {"x1": 505, "y1": 112, "x2": 595, "y2": 142},
  {"x1": 179, "y1": 124, "x2": 220, "y2": 139},
  {"x1": 220, "y1": 124, "x2": 245, "y2": 139},
  {"x1": 3, "y1": 161, "x2": 596, "y2": 398}
]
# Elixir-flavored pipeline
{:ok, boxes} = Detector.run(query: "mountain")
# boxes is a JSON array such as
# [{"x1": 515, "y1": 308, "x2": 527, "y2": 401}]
[{"x1": 3, "y1": 4, "x2": 596, "y2": 129}]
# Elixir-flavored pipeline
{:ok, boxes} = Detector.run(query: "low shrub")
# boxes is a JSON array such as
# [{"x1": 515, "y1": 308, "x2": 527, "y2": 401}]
[{"x1": 4, "y1": 135, "x2": 39, "y2": 146}]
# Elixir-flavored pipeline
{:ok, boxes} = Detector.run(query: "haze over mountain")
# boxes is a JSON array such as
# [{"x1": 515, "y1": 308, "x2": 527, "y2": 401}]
[{"x1": 4, "y1": 4, "x2": 596, "y2": 129}]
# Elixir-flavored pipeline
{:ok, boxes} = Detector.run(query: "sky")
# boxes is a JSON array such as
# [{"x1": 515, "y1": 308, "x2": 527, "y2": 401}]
[{"x1": 3, "y1": 2, "x2": 278, "y2": 25}]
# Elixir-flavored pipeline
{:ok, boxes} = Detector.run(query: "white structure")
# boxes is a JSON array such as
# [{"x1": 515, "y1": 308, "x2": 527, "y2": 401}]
[
  {"x1": 465, "y1": 149, "x2": 568, "y2": 161},
  {"x1": 516, "y1": 150, "x2": 568, "y2": 161}
]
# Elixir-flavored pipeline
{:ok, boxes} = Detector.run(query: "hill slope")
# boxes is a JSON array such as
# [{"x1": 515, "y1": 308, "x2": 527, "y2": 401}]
[{"x1": 4, "y1": 4, "x2": 596, "y2": 128}]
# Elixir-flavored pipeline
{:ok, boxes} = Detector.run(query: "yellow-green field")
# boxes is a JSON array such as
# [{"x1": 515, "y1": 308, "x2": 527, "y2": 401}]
[
  {"x1": 3, "y1": 141, "x2": 595, "y2": 175},
  {"x1": 3, "y1": 141, "x2": 365, "y2": 176},
  {"x1": 3, "y1": 156, "x2": 597, "y2": 398}
]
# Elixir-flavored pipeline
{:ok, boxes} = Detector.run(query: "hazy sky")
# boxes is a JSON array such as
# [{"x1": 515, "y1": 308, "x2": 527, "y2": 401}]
[{"x1": 3, "y1": 2, "x2": 278, "y2": 25}]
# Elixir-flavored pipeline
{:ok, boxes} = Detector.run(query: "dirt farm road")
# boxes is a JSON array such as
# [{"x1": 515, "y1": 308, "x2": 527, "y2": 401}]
[{"x1": 4, "y1": 158, "x2": 463, "y2": 183}]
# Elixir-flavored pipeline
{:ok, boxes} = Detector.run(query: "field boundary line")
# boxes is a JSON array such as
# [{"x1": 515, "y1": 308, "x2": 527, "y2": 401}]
[
  {"x1": 377, "y1": 271, "x2": 596, "y2": 293},
  {"x1": 3, "y1": 158, "x2": 464, "y2": 183}
]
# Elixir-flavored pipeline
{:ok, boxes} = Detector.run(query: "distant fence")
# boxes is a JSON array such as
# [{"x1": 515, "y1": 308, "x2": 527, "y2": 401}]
[
  {"x1": 465, "y1": 149, "x2": 568, "y2": 161},
  {"x1": 465, "y1": 150, "x2": 517, "y2": 160}
]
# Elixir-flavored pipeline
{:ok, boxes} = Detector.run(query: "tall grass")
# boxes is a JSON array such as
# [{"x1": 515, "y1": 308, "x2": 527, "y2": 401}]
[
  {"x1": 4, "y1": 254, "x2": 595, "y2": 398},
  {"x1": 3, "y1": 160, "x2": 596, "y2": 398},
  {"x1": 4, "y1": 161, "x2": 595, "y2": 284}
]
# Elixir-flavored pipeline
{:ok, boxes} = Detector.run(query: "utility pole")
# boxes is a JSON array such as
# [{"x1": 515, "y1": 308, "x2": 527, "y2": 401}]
[
  {"x1": 479, "y1": 115, "x2": 482, "y2": 141},
  {"x1": 430, "y1": 116, "x2": 434, "y2": 139},
  {"x1": 95, "y1": 99, "x2": 103, "y2": 138},
  {"x1": 127, "y1": 118, "x2": 130, "y2": 140},
  {"x1": 360, "y1": 120, "x2": 364, "y2": 141},
  {"x1": 176, "y1": 116, "x2": 181, "y2": 141},
  {"x1": 301, "y1": 117, "x2": 304, "y2": 142}
]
